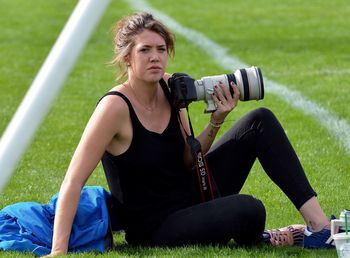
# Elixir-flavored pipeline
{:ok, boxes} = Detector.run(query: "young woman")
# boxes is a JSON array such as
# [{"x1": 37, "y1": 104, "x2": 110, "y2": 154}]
[{"x1": 47, "y1": 12, "x2": 333, "y2": 256}]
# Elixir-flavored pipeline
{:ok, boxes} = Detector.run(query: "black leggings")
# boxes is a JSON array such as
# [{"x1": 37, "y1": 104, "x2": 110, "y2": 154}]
[{"x1": 147, "y1": 108, "x2": 316, "y2": 246}]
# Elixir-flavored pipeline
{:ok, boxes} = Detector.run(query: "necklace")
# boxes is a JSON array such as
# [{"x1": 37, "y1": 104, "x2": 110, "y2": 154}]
[{"x1": 124, "y1": 82, "x2": 158, "y2": 112}]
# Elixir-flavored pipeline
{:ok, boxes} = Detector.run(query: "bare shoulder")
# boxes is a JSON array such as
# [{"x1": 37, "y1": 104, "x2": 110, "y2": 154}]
[{"x1": 93, "y1": 87, "x2": 129, "y2": 127}]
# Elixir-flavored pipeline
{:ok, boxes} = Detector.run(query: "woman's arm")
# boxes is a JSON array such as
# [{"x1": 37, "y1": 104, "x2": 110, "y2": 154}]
[
  {"x1": 179, "y1": 81, "x2": 240, "y2": 168},
  {"x1": 48, "y1": 97, "x2": 126, "y2": 256},
  {"x1": 197, "y1": 81, "x2": 240, "y2": 153}
]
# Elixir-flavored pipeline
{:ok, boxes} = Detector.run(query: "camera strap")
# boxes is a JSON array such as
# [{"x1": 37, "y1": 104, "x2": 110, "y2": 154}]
[
  {"x1": 160, "y1": 76, "x2": 217, "y2": 202},
  {"x1": 178, "y1": 108, "x2": 216, "y2": 202}
]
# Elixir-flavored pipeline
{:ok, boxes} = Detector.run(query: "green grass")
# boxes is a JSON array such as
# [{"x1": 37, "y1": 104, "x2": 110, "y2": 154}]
[{"x1": 1, "y1": 0, "x2": 349, "y2": 257}]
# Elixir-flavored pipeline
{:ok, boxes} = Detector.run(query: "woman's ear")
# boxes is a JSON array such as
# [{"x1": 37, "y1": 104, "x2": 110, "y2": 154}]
[{"x1": 124, "y1": 55, "x2": 130, "y2": 67}]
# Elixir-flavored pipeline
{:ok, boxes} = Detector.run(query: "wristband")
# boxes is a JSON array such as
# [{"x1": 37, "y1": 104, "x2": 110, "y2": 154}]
[{"x1": 209, "y1": 120, "x2": 223, "y2": 128}]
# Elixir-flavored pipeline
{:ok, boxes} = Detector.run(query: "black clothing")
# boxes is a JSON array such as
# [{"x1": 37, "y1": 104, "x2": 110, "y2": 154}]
[
  {"x1": 148, "y1": 194, "x2": 266, "y2": 246},
  {"x1": 101, "y1": 89, "x2": 197, "y2": 244},
  {"x1": 100, "y1": 81, "x2": 316, "y2": 246},
  {"x1": 146, "y1": 107, "x2": 316, "y2": 247},
  {"x1": 207, "y1": 107, "x2": 316, "y2": 210}
]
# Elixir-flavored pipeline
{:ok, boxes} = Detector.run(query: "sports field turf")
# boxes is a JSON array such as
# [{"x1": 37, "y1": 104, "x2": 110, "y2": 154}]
[{"x1": 1, "y1": 0, "x2": 349, "y2": 257}]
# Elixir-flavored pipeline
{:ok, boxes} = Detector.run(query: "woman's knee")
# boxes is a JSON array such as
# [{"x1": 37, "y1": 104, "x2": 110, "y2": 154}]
[
  {"x1": 237, "y1": 194, "x2": 266, "y2": 225},
  {"x1": 228, "y1": 107, "x2": 279, "y2": 137},
  {"x1": 248, "y1": 107, "x2": 284, "y2": 137},
  {"x1": 250, "y1": 107, "x2": 277, "y2": 124}
]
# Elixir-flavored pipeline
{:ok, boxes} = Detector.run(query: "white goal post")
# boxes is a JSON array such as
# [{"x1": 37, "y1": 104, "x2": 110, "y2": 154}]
[{"x1": 0, "y1": 0, "x2": 110, "y2": 192}]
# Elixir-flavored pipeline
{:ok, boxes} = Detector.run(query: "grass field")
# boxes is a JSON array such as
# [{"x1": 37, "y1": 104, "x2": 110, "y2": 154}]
[{"x1": 1, "y1": 0, "x2": 349, "y2": 257}]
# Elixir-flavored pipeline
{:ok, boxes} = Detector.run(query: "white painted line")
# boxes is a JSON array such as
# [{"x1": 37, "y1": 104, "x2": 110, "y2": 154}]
[
  {"x1": 0, "y1": 0, "x2": 111, "y2": 192},
  {"x1": 125, "y1": 0, "x2": 350, "y2": 155}
]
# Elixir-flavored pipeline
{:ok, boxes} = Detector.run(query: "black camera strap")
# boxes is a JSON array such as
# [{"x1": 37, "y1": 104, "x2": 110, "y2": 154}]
[
  {"x1": 178, "y1": 108, "x2": 216, "y2": 202},
  {"x1": 160, "y1": 77, "x2": 216, "y2": 202}
]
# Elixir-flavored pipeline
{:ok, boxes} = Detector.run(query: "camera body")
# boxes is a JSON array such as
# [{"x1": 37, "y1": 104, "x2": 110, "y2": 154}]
[{"x1": 169, "y1": 66, "x2": 264, "y2": 113}]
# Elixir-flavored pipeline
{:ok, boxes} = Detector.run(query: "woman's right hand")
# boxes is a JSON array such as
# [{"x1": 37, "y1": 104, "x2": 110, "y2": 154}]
[
  {"x1": 42, "y1": 250, "x2": 66, "y2": 257},
  {"x1": 210, "y1": 81, "x2": 240, "y2": 124},
  {"x1": 42, "y1": 252, "x2": 67, "y2": 258},
  {"x1": 46, "y1": 89, "x2": 124, "y2": 258}
]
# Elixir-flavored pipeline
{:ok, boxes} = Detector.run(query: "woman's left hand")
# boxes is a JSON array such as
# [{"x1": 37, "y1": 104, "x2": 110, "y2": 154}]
[{"x1": 211, "y1": 81, "x2": 240, "y2": 124}]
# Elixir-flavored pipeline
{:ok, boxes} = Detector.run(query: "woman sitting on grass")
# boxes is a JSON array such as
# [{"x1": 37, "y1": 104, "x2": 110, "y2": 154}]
[{"x1": 47, "y1": 12, "x2": 334, "y2": 256}]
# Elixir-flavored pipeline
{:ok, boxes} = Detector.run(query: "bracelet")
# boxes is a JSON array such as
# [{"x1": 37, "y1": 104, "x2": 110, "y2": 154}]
[{"x1": 209, "y1": 120, "x2": 223, "y2": 128}]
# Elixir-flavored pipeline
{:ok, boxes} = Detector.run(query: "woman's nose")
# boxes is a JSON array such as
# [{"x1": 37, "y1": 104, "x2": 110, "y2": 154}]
[{"x1": 149, "y1": 52, "x2": 159, "y2": 62}]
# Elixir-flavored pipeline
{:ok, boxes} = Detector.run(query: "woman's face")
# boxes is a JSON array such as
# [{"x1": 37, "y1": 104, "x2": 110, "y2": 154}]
[{"x1": 127, "y1": 29, "x2": 168, "y2": 83}]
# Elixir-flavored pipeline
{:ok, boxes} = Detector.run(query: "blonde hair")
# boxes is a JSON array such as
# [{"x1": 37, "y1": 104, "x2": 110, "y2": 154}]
[{"x1": 112, "y1": 12, "x2": 175, "y2": 80}]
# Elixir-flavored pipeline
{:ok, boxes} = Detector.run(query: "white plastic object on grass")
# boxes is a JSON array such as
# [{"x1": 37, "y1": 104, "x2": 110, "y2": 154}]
[{"x1": 0, "y1": 0, "x2": 111, "y2": 192}]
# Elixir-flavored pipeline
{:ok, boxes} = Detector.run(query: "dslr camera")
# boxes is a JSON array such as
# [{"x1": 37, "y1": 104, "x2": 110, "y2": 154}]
[{"x1": 168, "y1": 66, "x2": 264, "y2": 113}]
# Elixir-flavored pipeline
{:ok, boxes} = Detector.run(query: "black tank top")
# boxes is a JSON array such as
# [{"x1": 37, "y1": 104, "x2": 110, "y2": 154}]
[{"x1": 100, "y1": 80, "x2": 197, "y2": 244}]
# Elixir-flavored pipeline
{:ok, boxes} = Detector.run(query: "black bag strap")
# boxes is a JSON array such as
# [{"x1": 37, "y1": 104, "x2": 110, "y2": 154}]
[{"x1": 159, "y1": 78, "x2": 172, "y2": 104}]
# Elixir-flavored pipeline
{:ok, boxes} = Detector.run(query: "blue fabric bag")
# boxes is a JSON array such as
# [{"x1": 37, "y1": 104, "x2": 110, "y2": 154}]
[{"x1": 0, "y1": 186, "x2": 111, "y2": 256}]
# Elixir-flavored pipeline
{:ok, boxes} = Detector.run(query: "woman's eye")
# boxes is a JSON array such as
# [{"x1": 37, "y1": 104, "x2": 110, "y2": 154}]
[{"x1": 140, "y1": 48, "x2": 149, "y2": 53}]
